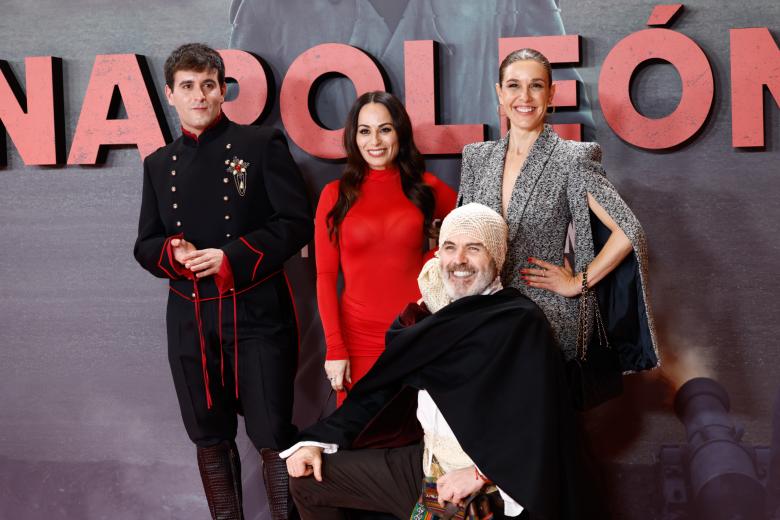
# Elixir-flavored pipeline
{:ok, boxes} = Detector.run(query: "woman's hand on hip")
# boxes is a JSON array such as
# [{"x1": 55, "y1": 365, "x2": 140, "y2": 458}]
[
  {"x1": 324, "y1": 359, "x2": 351, "y2": 391},
  {"x1": 521, "y1": 256, "x2": 582, "y2": 298}
]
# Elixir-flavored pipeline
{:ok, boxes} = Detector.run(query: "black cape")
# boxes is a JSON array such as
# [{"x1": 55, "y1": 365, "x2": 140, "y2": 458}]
[{"x1": 300, "y1": 288, "x2": 590, "y2": 520}]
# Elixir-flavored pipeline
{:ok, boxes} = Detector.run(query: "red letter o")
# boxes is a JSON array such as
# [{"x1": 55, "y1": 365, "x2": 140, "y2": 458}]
[{"x1": 280, "y1": 44, "x2": 386, "y2": 159}]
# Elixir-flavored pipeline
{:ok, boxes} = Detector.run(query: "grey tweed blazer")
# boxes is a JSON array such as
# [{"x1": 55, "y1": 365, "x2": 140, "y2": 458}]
[{"x1": 458, "y1": 125, "x2": 658, "y2": 369}]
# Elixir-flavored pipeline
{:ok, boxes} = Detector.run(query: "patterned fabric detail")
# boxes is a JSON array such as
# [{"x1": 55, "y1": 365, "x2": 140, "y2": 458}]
[
  {"x1": 423, "y1": 433, "x2": 476, "y2": 477},
  {"x1": 457, "y1": 125, "x2": 658, "y2": 367},
  {"x1": 410, "y1": 477, "x2": 500, "y2": 520}
]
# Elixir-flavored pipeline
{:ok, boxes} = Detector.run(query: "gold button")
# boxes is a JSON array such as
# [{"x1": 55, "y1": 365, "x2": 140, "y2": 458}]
[
  {"x1": 171, "y1": 186, "x2": 176, "y2": 192},
  {"x1": 224, "y1": 214, "x2": 230, "y2": 220},
  {"x1": 226, "y1": 233, "x2": 231, "y2": 238},
  {"x1": 173, "y1": 203, "x2": 178, "y2": 209},
  {"x1": 171, "y1": 170, "x2": 176, "y2": 176},
  {"x1": 172, "y1": 155, "x2": 177, "y2": 161},
  {"x1": 223, "y1": 196, "x2": 229, "y2": 202}
]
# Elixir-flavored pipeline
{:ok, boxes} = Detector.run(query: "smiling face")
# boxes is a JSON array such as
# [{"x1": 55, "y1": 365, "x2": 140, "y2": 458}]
[
  {"x1": 355, "y1": 102, "x2": 399, "y2": 170},
  {"x1": 165, "y1": 68, "x2": 225, "y2": 136},
  {"x1": 439, "y1": 233, "x2": 498, "y2": 301},
  {"x1": 495, "y1": 59, "x2": 555, "y2": 133}
]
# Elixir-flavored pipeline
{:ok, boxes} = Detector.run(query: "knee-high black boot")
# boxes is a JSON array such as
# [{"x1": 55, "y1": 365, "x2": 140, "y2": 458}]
[
  {"x1": 197, "y1": 440, "x2": 244, "y2": 520},
  {"x1": 260, "y1": 448, "x2": 297, "y2": 520}
]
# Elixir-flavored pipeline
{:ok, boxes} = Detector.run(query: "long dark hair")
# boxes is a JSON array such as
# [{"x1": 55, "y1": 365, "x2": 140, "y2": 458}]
[{"x1": 326, "y1": 91, "x2": 435, "y2": 243}]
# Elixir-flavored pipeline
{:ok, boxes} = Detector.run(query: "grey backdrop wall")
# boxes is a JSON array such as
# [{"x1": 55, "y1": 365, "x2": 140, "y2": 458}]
[{"x1": 1, "y1": 1, "x2": 778, "y2": 519}]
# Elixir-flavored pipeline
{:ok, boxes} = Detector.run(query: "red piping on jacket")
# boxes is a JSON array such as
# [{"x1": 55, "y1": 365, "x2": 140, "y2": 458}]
[
  {"x1": 239, "y1": 237, "x2": 265, "y2": 280},
  {"x1": 170, "y1": 270, "x2": 283, "y2": 409},
  {"x1": 191, "y1": 281, "x2": 213, "y2": 409},
  {"x1": 180, "y1": 111, "x2": 223, "y2": 143},
  {"x1": 232, "y1": 289, "x2": 238, "y2": 399},
  {"x1": 215, "y1": 286, "x2": 239, "y2": 399},
  {"x1": 168, "y1": 270, "x2": 281, "y2": 302},
  {"x1": 218, "y1": 295, "x2": 225, "y2": 387},
  {"x1": 157, "y1": 236, "x2": 181, "y2": 279}
]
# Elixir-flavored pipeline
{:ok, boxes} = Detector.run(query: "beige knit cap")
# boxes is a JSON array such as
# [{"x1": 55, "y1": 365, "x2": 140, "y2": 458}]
[
  {"x1": 438, "y1": 203, "x2": 508, "y2": 271},
  {"x1": 417, "y1": 203, "x2": 508, "y2": 313}
]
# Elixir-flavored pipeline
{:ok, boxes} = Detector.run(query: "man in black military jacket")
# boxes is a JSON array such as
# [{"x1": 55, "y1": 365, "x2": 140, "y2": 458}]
[{"x1": 134, "y1": 43, "x2": 312, "y2": 520}]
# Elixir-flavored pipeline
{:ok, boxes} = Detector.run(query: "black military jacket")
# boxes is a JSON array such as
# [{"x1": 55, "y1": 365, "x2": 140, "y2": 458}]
[{"x1": 134, "y1": 115, "x2": 313, "y2": 298}]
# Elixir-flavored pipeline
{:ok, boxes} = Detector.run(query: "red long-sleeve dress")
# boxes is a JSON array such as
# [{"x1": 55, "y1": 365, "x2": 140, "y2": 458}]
[{"x1": 315, "y1": 167, "x2": 456, "y2": 404}]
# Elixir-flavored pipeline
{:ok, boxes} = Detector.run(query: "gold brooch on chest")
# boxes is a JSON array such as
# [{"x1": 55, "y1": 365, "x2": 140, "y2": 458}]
[{"x1": 225, "y1": 156, "x2": 249, "y2": 196}]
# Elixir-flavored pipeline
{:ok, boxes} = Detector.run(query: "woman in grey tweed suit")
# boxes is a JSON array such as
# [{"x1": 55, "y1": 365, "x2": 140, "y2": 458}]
[{"x1": 458, "y1": 49, "x2": 658, "y2": 374}]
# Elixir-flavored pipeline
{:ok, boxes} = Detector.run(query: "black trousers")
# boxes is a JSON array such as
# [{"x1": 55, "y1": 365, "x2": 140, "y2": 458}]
[
  {"x1": 290, "y1": 444, "x2": 521, "y2": 520},
  {"x1": 166, "y1": 275, "x2": 298, "y2": 450}
]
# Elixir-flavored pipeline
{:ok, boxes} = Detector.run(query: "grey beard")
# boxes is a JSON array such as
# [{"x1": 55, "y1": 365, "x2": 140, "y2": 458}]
[{"x1": 441, "y1": 264, "x2": 498, "y2": 301}]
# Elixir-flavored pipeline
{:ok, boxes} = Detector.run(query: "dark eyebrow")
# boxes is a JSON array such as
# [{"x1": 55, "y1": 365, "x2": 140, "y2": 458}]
[{"x1": 504, "y1": 77, "x2": 547, "y2": 83}]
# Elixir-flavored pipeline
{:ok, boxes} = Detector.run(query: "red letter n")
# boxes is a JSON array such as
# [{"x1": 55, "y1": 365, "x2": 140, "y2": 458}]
[
  {"x1": 731, "y1": 28, "x2": 780, "y2": 148},
  {"x1": 0, "y1": 57, "x2": 65, "y2": 166}
]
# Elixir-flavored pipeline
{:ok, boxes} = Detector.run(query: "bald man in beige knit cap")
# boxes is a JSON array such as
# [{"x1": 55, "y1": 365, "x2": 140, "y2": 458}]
[
  {"x1": 418, "y1": 203, "x2": 508, "y2": 312},
  {"x1": 283, "y1": 203, "x2": 585, "y2": 520}
]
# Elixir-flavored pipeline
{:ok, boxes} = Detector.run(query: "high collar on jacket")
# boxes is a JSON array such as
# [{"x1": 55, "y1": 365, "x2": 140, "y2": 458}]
[{"x1": 180, "y1": 112, "x2": 230, "y2": 147}]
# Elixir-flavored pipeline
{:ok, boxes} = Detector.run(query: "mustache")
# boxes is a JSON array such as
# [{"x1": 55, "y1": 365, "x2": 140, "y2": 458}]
[{"x1": 444, "y1": 262, "x2": 475, "y2": 273}]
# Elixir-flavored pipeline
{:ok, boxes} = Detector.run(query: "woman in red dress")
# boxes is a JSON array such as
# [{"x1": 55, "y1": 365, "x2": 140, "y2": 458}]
[{"x1": 315, "y1": 91, "x2": 456, "y2": 405}]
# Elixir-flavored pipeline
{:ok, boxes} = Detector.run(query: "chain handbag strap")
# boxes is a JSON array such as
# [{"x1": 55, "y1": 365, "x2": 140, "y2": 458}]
[{"x1": 576, "y1": 265, "x2": 610, "y2": 360}]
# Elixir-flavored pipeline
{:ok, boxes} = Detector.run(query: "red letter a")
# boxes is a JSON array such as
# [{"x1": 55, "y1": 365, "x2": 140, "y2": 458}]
[{"x1": 68, "y1": 54, "x2": 170, "y2": 164}]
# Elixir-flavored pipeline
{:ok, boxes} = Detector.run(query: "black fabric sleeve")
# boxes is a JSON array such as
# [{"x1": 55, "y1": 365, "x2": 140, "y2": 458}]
[{"x1": 133, "y1": 157, "x2": 184, "y2": 279}]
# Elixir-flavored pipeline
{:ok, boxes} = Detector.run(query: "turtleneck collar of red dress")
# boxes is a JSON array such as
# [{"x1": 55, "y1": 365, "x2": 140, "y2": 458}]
[{"x1": 366, "y1": 165, "x2": 400, "y2": 181}]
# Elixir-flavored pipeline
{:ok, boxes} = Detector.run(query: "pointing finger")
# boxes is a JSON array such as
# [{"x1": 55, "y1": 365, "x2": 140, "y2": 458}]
[{"x1": 312, "y1": 455, "x2": 323, "y2": 482}]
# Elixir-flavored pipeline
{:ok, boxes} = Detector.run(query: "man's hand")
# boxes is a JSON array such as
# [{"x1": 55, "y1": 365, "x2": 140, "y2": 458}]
[
  {"x1": 171, "y1": 238, "x2": 196, "y2": 265},
  {"x1": 436, "y1": 466, "x2": 485, "y2": 507},
  {"x1": 182, "y1": 248, "x2": 225, "y2": 278},
  {"x1": 286, "y1": 446, "x2": 324, "y2": 482}
]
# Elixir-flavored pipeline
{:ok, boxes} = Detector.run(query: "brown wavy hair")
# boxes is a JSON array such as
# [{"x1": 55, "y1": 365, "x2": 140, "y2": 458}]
[{"x1": 326, "y1": 91, "x2": 435, "y2": 243}]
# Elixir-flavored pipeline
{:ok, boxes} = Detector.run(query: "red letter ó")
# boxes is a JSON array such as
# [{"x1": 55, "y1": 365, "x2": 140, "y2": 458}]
[{"x1": 599, "y1": 29, "x2": 713, "y2": 150}]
